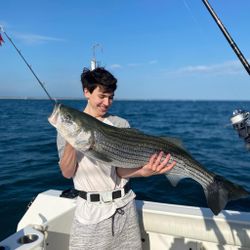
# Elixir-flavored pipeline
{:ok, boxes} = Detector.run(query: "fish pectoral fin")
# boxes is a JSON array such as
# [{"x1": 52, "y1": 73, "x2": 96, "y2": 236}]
[
  {"x1": 85, "y1": 150, "x2": 113, "y2": 163},
  {"x1": 165, "y1": 173, "x2": 185, "y2": 187}
]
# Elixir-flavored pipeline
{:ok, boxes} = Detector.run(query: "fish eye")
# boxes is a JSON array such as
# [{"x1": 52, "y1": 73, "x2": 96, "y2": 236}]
[{"x1": 63, "y1": 114, "x2": 72, "y2": 123}]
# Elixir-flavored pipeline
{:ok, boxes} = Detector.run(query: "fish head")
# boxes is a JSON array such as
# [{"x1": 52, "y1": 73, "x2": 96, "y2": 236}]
[{"x1": 48, "y1": 103, "x2": 93, "y2": 151}]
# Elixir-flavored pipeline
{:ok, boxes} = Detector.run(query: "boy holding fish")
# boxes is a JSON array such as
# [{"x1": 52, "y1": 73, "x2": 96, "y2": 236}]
[{"x1": 57, "y1": 67, "x2": 176, "y2": 250}]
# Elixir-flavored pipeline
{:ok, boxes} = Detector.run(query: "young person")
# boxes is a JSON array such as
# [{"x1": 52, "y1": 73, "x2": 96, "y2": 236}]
[{"x1": 57, "y1": 67, "x2": 176, "y2": 250}]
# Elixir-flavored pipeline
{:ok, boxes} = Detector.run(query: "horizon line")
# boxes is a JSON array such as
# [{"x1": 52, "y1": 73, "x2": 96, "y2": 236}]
[{"x1": 1, "y1": 96, "x2": 250, "y2": 102}]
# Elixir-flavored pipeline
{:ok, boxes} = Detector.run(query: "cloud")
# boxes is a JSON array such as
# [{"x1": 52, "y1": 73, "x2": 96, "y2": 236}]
[
  {"x1": 169, "y1": 60, "x2": 247, "y2": 76},
  {"x1": 127, "y1": 60, "x2": 158, "y2": 67},
  {"x1": 0, "y1": 22, "x2": 64, "y2": 45},
  {"x1": 148, "y1": 60, "x2": 158, "y2": 64},
  {"x1": 109, "y1": 64, "x2": 122, "y2": 69},
  {"x1": 12, "y1": 32, "x2": 65, "y2": 45},
  {"x1": 0, "y1": 21, "x2": 10, "y2": 30},
  {"x1": 127, "y1": 62, "x2": 142, "y2": 67},
  {"x1": 108, "y1": 59, "x2": 158, "y2": 70}
]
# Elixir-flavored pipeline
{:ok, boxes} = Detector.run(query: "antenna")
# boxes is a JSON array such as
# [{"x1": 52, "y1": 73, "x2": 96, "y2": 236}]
[{"x1": 91, "y1": 43, "x2": 103, "y2": 70}]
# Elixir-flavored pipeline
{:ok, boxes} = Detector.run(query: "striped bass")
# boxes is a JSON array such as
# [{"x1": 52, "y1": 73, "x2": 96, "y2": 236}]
[{"x1": 49, "y1": 103, "x2": 249, "y2": 215}]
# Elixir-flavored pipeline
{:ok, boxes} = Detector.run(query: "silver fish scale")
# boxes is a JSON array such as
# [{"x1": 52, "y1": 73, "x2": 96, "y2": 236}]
[
  {"x1": 91, "y1": 126, "x2": 215, "y2": 188},
  {"x1": 93, "y1": 128, "x2": 167, "y2": 164},
  {"x1": 94, "y1": 130, "x2": 154, "y2": 166},
  {"x1": 170, "y1": 157, "x2": 214, "y2": 188}
]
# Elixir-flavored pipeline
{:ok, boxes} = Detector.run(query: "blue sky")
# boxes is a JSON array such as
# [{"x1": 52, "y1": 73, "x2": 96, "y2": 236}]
[{"x1": 1, "y1": 0, "x2": 250, "y2": 100}]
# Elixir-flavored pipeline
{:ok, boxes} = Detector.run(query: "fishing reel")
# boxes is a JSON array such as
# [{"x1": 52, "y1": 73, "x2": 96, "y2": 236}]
[{"x1": 230, "y1": 109, "x2": 250, "y2": 149}]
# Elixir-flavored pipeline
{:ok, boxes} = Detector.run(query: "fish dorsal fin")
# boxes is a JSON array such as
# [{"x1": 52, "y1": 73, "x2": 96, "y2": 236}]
[
  {"x1": 161, "y1": 136, "x2": 185, "y2": 150},
  {"x1": 85, "y1": 150, "x2": 113, "y2": 164},
  {"x1": 165, "y1": 173, "x2": 185, "y2": 187}
]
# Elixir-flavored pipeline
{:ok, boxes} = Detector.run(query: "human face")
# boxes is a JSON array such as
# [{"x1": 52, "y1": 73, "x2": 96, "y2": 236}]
[{"x1": 84, "y1": 86, "x2": 114, "y2": 118}]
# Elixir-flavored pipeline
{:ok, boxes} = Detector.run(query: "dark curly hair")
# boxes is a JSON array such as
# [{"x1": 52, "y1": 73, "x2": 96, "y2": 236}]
[{"x1": 81, "y1": 67, "x2": 117, "y2": 93}]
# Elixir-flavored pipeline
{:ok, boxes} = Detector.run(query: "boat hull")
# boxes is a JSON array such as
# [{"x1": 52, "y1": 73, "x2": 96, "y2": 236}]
[{"x1": 1, "y1": 190, "x2": 250, "y2": 250}]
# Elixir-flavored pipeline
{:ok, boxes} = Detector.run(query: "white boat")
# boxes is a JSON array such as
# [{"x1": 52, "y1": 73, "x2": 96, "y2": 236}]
[{"x1": 1, "y1": 189, "x2": 250, "y2": 250}]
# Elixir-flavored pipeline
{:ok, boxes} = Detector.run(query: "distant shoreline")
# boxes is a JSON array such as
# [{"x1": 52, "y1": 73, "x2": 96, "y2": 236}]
[
  {"x1": 0, "y1": 96, "x2": 84, "y2": 100},
  {"x1": 1, "y1": 97, "x2": 250, "y2": 102}
]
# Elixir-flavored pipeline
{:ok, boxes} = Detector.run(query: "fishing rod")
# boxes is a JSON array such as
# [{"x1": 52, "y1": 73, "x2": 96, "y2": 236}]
[
  {"x1": 0, "y1": 26, "x2": 56, "y2": 105},
  {"x1": 202, "y1": 0, "x2": 250, "y2": 75},
  {"x1": 202, "y1": 1, "x2": 250, "y2": 149}
]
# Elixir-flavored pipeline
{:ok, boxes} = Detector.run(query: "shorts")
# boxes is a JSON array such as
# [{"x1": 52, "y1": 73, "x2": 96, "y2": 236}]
[{"x1": 69, "y1": 200, "x2": 142, "y2": 250}]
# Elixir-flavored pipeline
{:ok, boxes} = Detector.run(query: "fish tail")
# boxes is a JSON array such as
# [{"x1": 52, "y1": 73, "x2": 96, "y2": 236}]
[{"x1": 204, "y1": 175, "x2": 250, "y2": 215}]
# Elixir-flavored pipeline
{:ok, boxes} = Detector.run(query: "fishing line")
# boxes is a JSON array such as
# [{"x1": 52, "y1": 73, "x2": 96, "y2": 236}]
[
  {"x1": 0, "y1": 26, "x2": 56, "y2": 105},
  {"x1": 182, "y1": 0, "x2": 199, "y2": 26},
  {"x1": 181, "y1": 0, "x2": 205, "y2": 36}
]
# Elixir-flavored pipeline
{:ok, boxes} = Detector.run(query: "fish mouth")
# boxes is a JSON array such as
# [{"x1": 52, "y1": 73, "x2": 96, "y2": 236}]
[{"x1": 48, "y1": 103, "x2": 61, "y2": 126}]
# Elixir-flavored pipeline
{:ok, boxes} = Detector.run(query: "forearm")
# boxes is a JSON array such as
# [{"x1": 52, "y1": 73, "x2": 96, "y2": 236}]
[
  {"x1": 59, "y1": 143, "x2": 78, "y2": 179},
  {"x1": 116, "y1": 167, "x2": 146, "y2": 178}
]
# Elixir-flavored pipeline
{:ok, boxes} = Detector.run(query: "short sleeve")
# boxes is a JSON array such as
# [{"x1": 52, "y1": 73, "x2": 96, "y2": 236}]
[{"x1": 107, "y1": 115, "x2": 130, "y2": 128}]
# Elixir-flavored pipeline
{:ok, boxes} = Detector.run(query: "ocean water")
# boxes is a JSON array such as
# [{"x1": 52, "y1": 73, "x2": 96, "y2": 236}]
[{"x1": 1, "y1": 99, "x2": 250, "y2": 240}]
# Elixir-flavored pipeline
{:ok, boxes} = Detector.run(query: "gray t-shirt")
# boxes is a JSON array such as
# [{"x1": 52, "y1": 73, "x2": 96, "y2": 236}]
[{"x1": 57, "y1": 114, "x2": 136, "y2": 224}]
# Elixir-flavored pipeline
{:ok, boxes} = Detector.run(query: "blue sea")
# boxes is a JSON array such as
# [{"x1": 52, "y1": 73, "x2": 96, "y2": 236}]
[{"x1": 1, "y1": 99, "x2": 250, "y2": 240}]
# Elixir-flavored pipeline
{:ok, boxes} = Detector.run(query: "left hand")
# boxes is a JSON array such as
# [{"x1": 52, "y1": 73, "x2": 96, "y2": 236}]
[{"x1": 139, "y1": 151, "x2": 176, "y2": 177}]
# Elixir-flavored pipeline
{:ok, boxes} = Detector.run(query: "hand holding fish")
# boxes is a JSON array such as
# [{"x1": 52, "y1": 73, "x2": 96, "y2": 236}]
[
  {"x1": 116, "y1": 152, "x2": 176, "y2": 178},
  {"x1": 139, "y1": 152, "x2": 176, "y2": 177}
]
